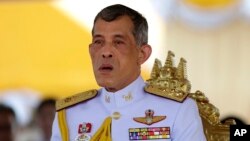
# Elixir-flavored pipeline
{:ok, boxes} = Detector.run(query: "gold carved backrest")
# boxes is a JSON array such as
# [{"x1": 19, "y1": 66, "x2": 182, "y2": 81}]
[
  {"x1": 146, "y1": 51, "x2": 235, "y2": 141},
  {"x1": 189, "y1": 91, "x2": 235, "y2": 141}
]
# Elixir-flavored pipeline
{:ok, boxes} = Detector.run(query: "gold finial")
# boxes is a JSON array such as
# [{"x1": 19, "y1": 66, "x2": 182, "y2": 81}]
[
  {"x1": 164, "y1": 51, "x2": 175, "y2": 68},
  {"x1": 145, "y1": 50, "x2": 190, "y2": 102},
  {"x1": 176, "y1": 58, "x2": 187, "y2": 80},
  {"x1": 160, "y1": 51, "x2": 176, "y2": 79},
  {"x1": 150, "y1": 59, "x2": 162, "y2": 79}
]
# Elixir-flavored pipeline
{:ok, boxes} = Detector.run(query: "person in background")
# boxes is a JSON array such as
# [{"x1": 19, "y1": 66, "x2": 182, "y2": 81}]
[
  {"x1": 36, "y1": 98, "x2": 56, "y2": 141},
  {"x1": 0, "y1": 104, "x2": 17, "y2": 141},
  {"x1": 51, "y1": 4, "x2": 206, "y2": 141},
  {"x1": 221, "y1": 115, "x2": 246, "y2": 125}
]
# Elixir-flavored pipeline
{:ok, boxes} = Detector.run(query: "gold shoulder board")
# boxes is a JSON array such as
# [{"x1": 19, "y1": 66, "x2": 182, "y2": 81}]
[
  {"x1": 144, "y1": 85, "x2": 188, "y2": 103},
  {"x1": 56, "y1": 89, "x2": 98, "y2": 111}
]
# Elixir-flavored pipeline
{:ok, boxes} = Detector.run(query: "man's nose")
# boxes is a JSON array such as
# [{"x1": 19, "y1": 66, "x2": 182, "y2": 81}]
[{"x1": 101, "y1": 44, "x2": 113, "y2": 58}]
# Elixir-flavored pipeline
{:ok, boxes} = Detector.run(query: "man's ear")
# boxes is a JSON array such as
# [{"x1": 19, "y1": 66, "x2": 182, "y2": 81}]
[
  {"x1": 138, "y1": 44, "x2": 152, "y2": 65},
  {"x1": 89, "y1": 43, "x2": 93, "y2": 54}
]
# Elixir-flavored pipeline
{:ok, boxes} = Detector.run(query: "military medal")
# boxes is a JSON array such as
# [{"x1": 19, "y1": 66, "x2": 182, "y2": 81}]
[
  {"x1": 129, "y1": 127, "x2": 170, "y2": 140},
  {"x1": 78, "y1": 122, "x2": 92, "y2": 133},
  {"x1": 75, "y1": 133, "x2": 91, "y2": 141},
  {"x1": 133, "y1": 109, "x2": 166, "y2": 125}
]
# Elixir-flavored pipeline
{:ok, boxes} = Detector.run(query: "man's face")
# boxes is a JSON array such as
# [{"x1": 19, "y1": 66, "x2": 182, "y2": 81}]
[
  {"x1": 38, "y1": 104, "x2": 56, "y2": 140},
  {"x1": 89, "y1": 16, "x2": 142, "y2": 92}
]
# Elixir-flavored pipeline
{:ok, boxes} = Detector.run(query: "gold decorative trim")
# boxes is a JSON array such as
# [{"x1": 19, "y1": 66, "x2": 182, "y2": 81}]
[
  {"x1": 56, "y1": 89, "x2": 98, "y2": 111},
  {"x1": 144, "y1": 85, "x2": 188, "y2": 102},
  {"x1": 189, "y1": 91, "x2": 236, "y2": 141}
]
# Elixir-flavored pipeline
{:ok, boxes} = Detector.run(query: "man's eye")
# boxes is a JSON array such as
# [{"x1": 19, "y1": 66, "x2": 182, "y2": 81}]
[
  {"x1": 114, "y1": 40, "x2": 124, "y2": 45},
  {"x1": 94, "y1": 40, "x2": 102, "y2": 44}
]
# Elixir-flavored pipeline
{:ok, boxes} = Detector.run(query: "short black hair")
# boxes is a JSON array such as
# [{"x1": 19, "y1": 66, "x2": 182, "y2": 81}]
[
  {"x1": 0, "y1": 104, "x2": 16, "y2": 119},
  {"x1": 36, "y1": 98, "x2": 56, "y2": 114},
  {"x1": 221, "y1": 116, "x2": 246, "y2": 125},
  {"x1": 92, "y1": 4, "x2": 148, "y2": 46}
]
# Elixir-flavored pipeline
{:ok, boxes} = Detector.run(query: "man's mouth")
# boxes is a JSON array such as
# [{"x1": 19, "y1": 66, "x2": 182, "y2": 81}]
[{"x1": 98, "y1": 64, "x2": 114, "y2": 72}]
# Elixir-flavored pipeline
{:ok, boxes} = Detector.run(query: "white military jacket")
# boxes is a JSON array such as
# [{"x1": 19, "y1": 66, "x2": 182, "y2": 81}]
[{"x1": 51, "y1": 76, "x2": 206, "y2": 141}]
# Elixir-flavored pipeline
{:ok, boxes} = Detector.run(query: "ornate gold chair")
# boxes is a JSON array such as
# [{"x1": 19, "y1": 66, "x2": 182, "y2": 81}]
[{"x1": 145, "y1": 51, "x2": 235, "y2": 141}]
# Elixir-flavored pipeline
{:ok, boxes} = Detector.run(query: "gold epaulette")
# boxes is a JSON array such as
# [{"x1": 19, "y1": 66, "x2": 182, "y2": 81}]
[
  {"x1": 144, "y1": 85, "x2": 188, "y2": 103},
  {"x1": 56, "y1": 89, "x2": 98, "y2": 111}
]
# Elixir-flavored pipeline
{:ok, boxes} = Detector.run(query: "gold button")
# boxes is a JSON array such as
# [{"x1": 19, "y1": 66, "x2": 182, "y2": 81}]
[{"x1": 112, "y1": 112, "x2": 121, "y2": 120}]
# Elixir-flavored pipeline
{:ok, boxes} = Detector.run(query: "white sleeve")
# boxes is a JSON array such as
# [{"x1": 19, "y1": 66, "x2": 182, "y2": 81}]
[
  {"x1": 50, "y1": 112, "x2": 62, "y2": 141},
  {"x1": 172, "y1": 98, "x2": 207, "y2": 141}
]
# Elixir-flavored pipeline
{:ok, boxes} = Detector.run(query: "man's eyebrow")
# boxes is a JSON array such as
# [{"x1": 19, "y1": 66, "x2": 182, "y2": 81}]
[
  {"x1": 92, "y1": 34, "x2": 126, "y2": 39},
  {"x1": 93, "y1": 34, "x2": 103, "y2": 38},
  {"x1": 114, "y1": 34, "x2": 126, "y2": 39}
]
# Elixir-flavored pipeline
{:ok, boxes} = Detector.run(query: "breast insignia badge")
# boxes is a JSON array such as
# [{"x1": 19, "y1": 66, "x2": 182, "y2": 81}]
[
  {"x1": 78, "y1": 122, "x2": 92, "y2": 134},
  {"x1": 75, "y1": 133, "x2": 91, "y2": 141},
  {"x1": 75, "y1": 122, "x2": 92, "y2": 141},
  {"x1": 133, "y1": 109, "x2": 166, "y2": 125}
]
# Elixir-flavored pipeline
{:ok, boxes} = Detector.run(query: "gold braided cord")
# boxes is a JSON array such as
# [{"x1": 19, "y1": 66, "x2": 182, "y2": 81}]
[
  {"x1": 58, "y1": 109, "x2": 69, "y2": 141},
  {"x1": 91, "y1": 116, "x2": 112, "y2": 141}
]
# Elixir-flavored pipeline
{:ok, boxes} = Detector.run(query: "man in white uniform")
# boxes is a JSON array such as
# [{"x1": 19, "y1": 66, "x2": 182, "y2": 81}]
[{"x1": 51, "y1": 4, "x2": 206, "y2": 141}]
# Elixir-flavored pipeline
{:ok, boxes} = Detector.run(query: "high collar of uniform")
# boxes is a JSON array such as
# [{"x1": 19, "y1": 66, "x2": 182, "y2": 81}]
[{"x1": 100, "y1": 76, "x2": 145, "y2": 109}]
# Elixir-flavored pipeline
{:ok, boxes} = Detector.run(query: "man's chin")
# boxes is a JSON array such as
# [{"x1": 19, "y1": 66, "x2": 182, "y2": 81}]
[
  {"x1": 100, "y1": 85, "x2": 116, "y2": 92},
  {"x1": 96, "y1": 79, "x2": 114, "y2": 88}
]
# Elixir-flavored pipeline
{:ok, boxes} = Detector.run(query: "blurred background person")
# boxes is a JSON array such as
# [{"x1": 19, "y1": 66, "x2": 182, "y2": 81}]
[
  {"x1": 35, "y1": 98, "x2": 56, "y2": 141},
  {"x1": 0, "y1": 104, "x2": 17, "y2": 141},
  {"x1": 221, "y1": 115, "x2": 247, "y2": 125}
]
